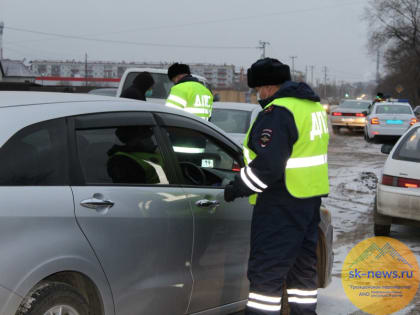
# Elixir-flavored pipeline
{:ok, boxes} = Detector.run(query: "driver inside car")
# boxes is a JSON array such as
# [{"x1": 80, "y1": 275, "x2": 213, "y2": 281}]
[{"x1": 107, "y1": 126, "x2": 163, "y2": 184}]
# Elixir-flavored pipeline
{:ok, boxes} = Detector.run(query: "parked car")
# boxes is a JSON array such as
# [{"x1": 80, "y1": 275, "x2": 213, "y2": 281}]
[
  {"x1": 0, "y1": 92, "x2": 332, "y2": 315},
  {"x1": 330, "y1": 100, "x2": 371, "y2": 134},
  {"x1": 374, "y1": 123, "x2": 420, "y2": 236},
  {"x1": 88, "y1": 88, "x2": 117, "y2": 97},
  {"x1": 210, "y1": 102, "x2": 261, "y2": 145},
  {"x1": 116, "y1": 68, "x2": 209, "y2": 104},
  {"x1": 364, "y1": 101, "x2": 418, "y2": 143},
  {"x1": 413, "y1": 105, "x2": 420, "y2": 119}
]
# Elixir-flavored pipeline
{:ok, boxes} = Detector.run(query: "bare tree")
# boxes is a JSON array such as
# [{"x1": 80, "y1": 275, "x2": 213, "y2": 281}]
[{"x1": 365, "y1": 0, "x2": 420, "y2": 104}]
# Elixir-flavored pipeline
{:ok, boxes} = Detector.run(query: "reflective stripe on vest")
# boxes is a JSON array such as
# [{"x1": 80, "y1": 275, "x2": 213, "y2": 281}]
[
  {"x1": 166, "y1": 81, "x2": 213, "y2": 120},
  {"x1": 113, "y1": 151, "x2": 162, "y2": 184},
  {"x1": 242, "y1": 97, "x2": 329, "y2": 203}
]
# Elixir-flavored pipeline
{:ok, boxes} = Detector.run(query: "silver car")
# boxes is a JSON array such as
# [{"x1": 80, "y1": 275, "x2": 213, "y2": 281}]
[
  {"x1": 210, "y1": 102, "x2": 261, "y2": 145},
  {"x1": 0, "y1": 92, "x2": 331, "y2": 315},
  {"x1": 364, "y1": 102, "x2": 418, "y2": 143},
  {"x1": 330, "y1": 100, "x2": 371, "y2": 134}
]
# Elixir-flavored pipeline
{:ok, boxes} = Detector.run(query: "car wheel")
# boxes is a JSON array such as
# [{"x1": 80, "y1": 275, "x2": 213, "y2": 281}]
[
  {"x1": 332, "y1": 126, "x2": 340, "y2": 134},
  {"x1": 364, "y1": 129, "x2": 371, "y2": 143},
  {"x1": 373, "y1": 196, "x2": 391, "y2": 236},
  {"x1": 16, "y1": 282, "x2": 89, "y2": 315}
]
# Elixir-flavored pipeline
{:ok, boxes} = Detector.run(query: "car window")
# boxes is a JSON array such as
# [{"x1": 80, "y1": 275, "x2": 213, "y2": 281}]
[
  {"x1": 123, "y1": 72, "x2": 172, "y2": 99},
  {"x1": 393, "y1": 127, "x2": 420, "y2": 163},
  {"x1": 376, "y1": 105, "x2": 412, "y2": 114},
  {"x1": 339, "y1": 101, "x2": 371, "y2": 109},
  {"x1": 0, "y1": 119, "x2": 68, "y2": 186},
  {"x1": 211, "y1": 109, "x2": 251, "y2": 134},
  {"x1": 76, "y1": 126, "x2": 169, "y2": 185},
  {"x1": 164, "y1": 127, "x2": 240, "y2": 187}
]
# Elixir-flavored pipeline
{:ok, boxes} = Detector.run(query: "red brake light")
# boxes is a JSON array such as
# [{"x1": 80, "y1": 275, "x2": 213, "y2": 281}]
[
  {"x1": 382, "y1": 175, "x2": 394, "y2": 186},
  {"x1": 371, "y1": 117, "x2": 380, "y2": 125},
  {"x1": 356, "y1": 113, "x2": 365, "y2": 117},
  {"x1": 232, "y1": 162, "x2": 241, "y2": 172},
  {"x1": 410, "y1": 118, "x2": 418, "y2": 125},
  {"x1": 382, "y1": 175, "x2": 420, "y2": 188},
  {"x1": 397, "y1": 177, "x2": 420, "y2": 188},
  {"x1": 332, "y1": 112, "x2": 342, "y2": 116}
]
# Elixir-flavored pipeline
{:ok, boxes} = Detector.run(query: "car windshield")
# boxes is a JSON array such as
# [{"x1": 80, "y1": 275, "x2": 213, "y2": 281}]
[
  {"x1": 339, "y1": 101, "x2": 371, "y2": 109},
  {"x1": 211, "y1": 109, "x2": 251, "y2": 134},
  {"x1": 393, "y1": 127, "x2": 420, "y2": 162},
  {"x1": 376, "y1": 105, "x2": 412, "y2": 114},
  {"x1": 123, "y1": 72, "x2": 172, "y2": 99}
]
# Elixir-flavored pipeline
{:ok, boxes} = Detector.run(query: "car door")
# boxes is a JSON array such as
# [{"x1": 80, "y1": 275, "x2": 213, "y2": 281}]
[
  {"x1": 156, "y1": 113, "x2": 252, "y2": 313},
  {"x1": 68, "y1": 112, "x2": 193, "y2": 315}
]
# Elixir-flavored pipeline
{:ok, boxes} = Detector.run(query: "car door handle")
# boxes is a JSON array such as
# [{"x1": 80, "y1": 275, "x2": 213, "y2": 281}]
[
  {"x1": 80, "y1": 198, "x2": 115, "y2": 209},
  {"x1": 195, "y1": 199, "x2": 220, "y2": 208}
]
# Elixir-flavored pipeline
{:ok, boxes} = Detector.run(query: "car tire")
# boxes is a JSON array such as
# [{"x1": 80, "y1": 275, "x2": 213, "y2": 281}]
[
  {"x1": 373, "y1": 196, "x2": 391, "y2": 236},
  {"x1": 16, "y1": 282, "x2": 90, "y2": 315},
  {"x1": 332, "y1": 126, "x2": 340, "y2": 134}
]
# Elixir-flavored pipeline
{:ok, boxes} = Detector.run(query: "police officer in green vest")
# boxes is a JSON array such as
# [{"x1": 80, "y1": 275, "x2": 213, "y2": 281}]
[
  {"x1": 165, "y1": 63, "x2": 214, "y2": 120},
  {"x1": 224, "y1": 58, "x2": 329, "y2": 315}
]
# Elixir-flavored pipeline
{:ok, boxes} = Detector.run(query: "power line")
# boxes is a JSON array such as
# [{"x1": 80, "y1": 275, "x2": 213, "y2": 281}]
[
  {"x1": 4, "y1": 26, "x2": 257, "y2": 50},
  {"x1": 5, "y1": 0, "x2": 365, "y2": 45}
]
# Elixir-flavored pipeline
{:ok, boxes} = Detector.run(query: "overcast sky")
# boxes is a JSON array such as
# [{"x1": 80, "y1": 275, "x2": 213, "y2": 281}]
[{"x1": 0, "y1": 0, "x2": 374, "y2": 82}]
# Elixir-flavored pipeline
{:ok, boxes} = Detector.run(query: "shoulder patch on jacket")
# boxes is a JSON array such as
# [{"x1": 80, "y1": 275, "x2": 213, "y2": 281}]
[
  {"x1": 264, "y1": 105, "x2": 274, "y2": 114},
  {"x1": 259, "y1": 129, "x2": 273, "y2": 148}
]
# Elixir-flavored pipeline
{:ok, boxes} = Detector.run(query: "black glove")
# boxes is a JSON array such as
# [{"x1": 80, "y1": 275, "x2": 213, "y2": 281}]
[
  {"x1": 224, "y1": 174, "x2": 256, "y2": 202},
  {"x1": 224, "y1": 183, "x2": 236, "y2": 202}
]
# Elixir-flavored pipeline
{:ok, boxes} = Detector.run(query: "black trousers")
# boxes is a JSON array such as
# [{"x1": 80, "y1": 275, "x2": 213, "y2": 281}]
[{"x1": 245, "y1": 196, "x2": 321, "y2": 315}]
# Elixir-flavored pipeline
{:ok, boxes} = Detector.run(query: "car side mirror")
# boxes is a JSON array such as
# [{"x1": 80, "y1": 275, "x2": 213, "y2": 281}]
[{"x1": 381, "y1": 144, "x2": 394, "y2": 154}]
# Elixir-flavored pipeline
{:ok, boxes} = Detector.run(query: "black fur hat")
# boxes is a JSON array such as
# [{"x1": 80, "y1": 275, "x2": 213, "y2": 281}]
[
  {"x1": 247, "y1": 58, "x2": 291, "y2": 88},
  {"x1": 168, "y1": 63, "x2": 191, "y2": 80}
]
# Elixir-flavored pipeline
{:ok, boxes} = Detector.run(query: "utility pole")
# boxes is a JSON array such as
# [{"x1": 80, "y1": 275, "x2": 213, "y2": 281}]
[
  {"x1": 85, "y1": 53, "x2": 88, "y2": 87},
  {"x1": 289, "y1": 56, "x2": 297, "y2": 80},
  {"x1": 305, "y1": 65, "x2": 308, "y2": 82},
  {"x1": 310, "y1": 65, "x2": 315, "y2": 87},
  {"x1": 258, "y1": 40, "x2": 270, "y2": 58},
  {"x1": 0, "y1": 22, "x2": 4, "y2": 60},
  {"x1": 323, "y1": 66, "x2": 328, "y2": 98},
  {"x1": 376, "y1": 49, "x2": 380, "y2": 84}
]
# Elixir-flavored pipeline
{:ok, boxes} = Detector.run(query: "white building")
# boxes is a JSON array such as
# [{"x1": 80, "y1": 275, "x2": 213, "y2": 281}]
[{"x1": 30, "y1": 60, "x2": 237, "y2": 88}]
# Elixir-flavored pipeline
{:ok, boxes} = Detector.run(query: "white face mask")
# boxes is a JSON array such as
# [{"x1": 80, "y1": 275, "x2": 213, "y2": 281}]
[{"x1": 256, "y1": 91, "x2": 261, "y2": 101}]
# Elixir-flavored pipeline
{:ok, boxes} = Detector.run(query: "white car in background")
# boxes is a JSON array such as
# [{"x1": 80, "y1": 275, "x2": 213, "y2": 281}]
[
  {"x1": 210, "y1": 102, "x2": 261, "y2": 145},
  {"x1": 116, "y1": 68, "x2": 209, "y2": 104},
  {"x1": 374, "y1": 123, "x2": 420, "y2": 236},
  {"x1": 364, "y1": 101, "x2": 418, "y2": 143}
]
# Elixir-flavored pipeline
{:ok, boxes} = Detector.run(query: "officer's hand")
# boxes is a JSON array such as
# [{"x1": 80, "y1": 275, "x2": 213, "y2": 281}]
[{"x1": 224, "y1": 184, "x2": 237, "y2": 202}]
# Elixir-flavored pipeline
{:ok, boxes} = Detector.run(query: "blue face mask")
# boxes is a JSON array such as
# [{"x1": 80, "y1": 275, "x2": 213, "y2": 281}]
[{"x1": 145, "y1": 89, "x2": 153, "y2": 98}]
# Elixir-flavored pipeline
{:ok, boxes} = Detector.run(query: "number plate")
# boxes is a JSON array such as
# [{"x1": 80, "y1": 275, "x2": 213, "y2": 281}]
[
  {"x1": 386, "y1": 120, "x2": 403, "y2": 125},
  {"x1": 342, "y1": 118, "x2": 354, "y2": 122}
]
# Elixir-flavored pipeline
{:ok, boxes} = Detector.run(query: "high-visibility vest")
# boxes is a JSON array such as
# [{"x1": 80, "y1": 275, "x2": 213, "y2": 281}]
[
  {"x1": 113, "y1": 151, "x2": 162, "y2": 184},
  {"x1": 165, "y1": 81, "x2": 213, "y2": 120},
  {"x1": 243, "y1": 97, "x2": 329, "y2": 204}
]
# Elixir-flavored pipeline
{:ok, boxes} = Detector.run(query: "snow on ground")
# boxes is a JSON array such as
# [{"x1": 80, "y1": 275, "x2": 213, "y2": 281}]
[{"x1": 317, "y1": 130, "x2": 420, "y2": 315}]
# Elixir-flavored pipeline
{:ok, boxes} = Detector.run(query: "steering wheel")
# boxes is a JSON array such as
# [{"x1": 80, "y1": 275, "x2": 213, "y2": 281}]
[{"x1": 179, "y1": 162, "x2": 207, "y2": 186}]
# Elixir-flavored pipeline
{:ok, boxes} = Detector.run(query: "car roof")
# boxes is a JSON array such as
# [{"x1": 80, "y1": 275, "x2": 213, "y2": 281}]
[
  {"x1": 0, "y1": 91, "x2": 122, "y2": 108},
  {"x1": 0, "y1": 92, "x2": 235, "y2": 147},
  {"x1": 212, "y1": 102, "x2": 260, "y2": 111},
  {"x1": 374, "y1": 102, "x2": 411, "y2": 107},
  {"x1": 123, "y1": 67, "x2": 207, "y2": 83},
  {"x1": 340, "y1": 99, "x2": 371, "y2": 104}
]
